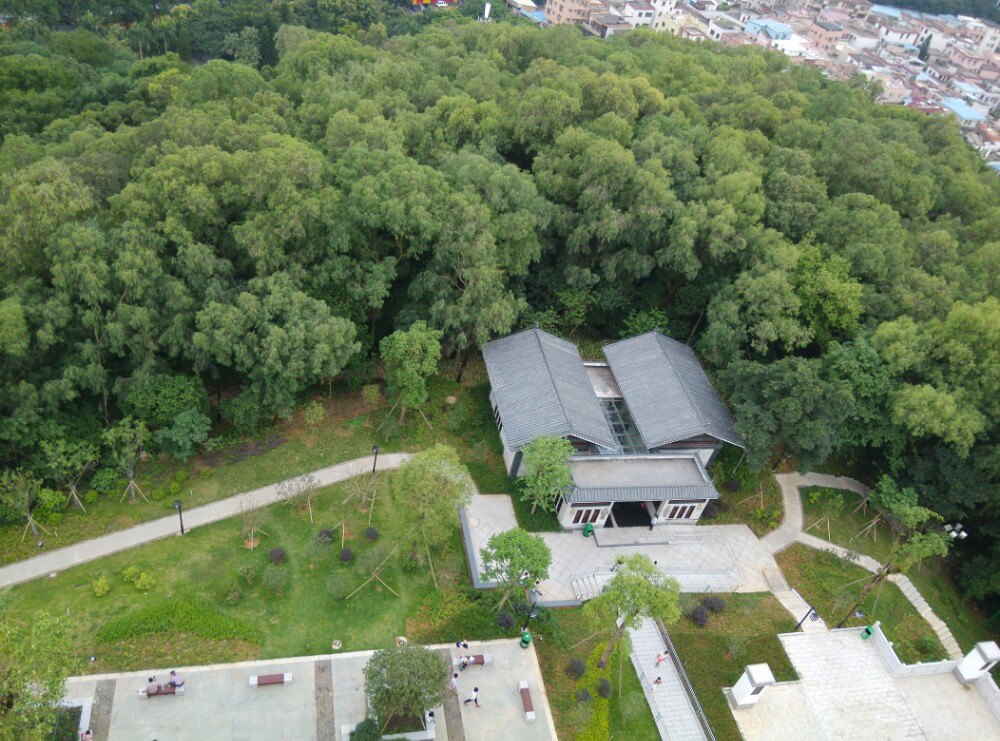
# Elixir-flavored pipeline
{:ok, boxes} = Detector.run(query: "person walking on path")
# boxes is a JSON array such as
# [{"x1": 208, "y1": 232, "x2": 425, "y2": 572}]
[
  {"x1": 649, "y1": 515, "x2": 659, "y2": 531},
  {"x1": 655, "y1": 652, "x2": 667, "y2": 668},
  {"x1": 447, "y1": 673, "x2": 459, "y2": 694},
  {"x1": 463, "y1": 687, "x2": 480, "y2": 707},
  {"x1": 455, "y1": 640, "x2": 469, "y2": 656}
]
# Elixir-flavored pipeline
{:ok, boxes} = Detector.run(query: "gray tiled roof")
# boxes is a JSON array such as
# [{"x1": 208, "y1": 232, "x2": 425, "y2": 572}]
[
  {"x1": 568, "y1": 483, "x2": 720, "y2": 504},
  {"x1": 604, "y1": 331, "x2": 744, "y2": 449},
  {"x1": 482, "y1": 328, "x2": 619, "y2": 451}
]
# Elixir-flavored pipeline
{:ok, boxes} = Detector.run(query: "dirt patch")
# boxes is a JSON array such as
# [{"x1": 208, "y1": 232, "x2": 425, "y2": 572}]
[{"x1": 226, "y1": 437, "x2": 286, "y2": 464}]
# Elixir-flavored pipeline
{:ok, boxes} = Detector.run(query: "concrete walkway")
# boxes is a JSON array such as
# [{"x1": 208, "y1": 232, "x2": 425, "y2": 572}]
[
  {"x1": 0, "y1": 453, "x2": 410, "y2": 589},
  {"x1": 768, "y1": 471, "x2": 963, "y2": 659},
  {"x1": 628, "y1": 618, "x2": 707, "y2": 740}
]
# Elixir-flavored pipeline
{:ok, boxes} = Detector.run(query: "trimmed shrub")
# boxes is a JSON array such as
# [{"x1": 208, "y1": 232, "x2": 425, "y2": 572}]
[
  {"x1": 687, "y1": 605, "x2": 709, "y2": 627},
  {"x1": 263, "y1": 564, "x2": 289, "y2": 595},
  {"x1": 576, "y1": 644, "x2": 611, "y2": 741},
  {"x1": 237, "y1": 560, "x2": 259, "y2": 585},
  {"x1": 269, "y1": 547, "x2": 286, "y2": 565},
  {"x1": 134, "y1": 572, "x2": 155, "y2": 592},
  {"x1": 575, "y1": 688, "x2": 592, "y2": 704},
  {"x1": 596, "y1": 678, "x2": 612, "y2": 699},
  {"x1": 339, "y1": 547, "x2": 354, "y2": 563},
  {"x1": 122, "y1": 566, "x2": 141, "y2": 584},
  {"x1": 220, "y1": 391, "x2": 269, "y2": 435},
  {"x1": 702, "y1": 596, "x2": 726, "y2": 614},
  {"x1": 496, "y1": 612, "x2": 515, "y2": 630},
  {"x1": 302, "y1": 400, "x2": 326, "y2": 430},
  {"x1": 304, "y1": 540, "x2": 328, "y2": 565},
  {"x1": 316, "y1": 529, "x2": 335, "y2": 545},
  {"x1": 351, "y1": 718, "x2": 381, "y2": 741},
  {"x1": 363, "y1": 527, "x2": 379, "y2": 542},
  {"x1": 355, "y1": 545, "x2": 388, "y2": 574},
  {"x1": 566, "y1": 658, "x2": 586, "y2": 679},
  {"x1": 97, "y1": 597, "x2": 262, "y2": 643},
  {"x1": 224, "y1": 584, "x2": 242, "y2": 604},
  {"x1": 90, "y1": 467, "x2": 124, "y2": 497},
  {"x1": 92, "y1": 575, "x2": 110, "y2": 598}
]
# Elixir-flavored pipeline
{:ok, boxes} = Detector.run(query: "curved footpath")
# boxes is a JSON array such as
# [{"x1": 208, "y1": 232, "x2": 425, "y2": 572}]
[
  {"x1": 0, "y1": 452, "x2": 411, "y2": 590},
  {"x1": 767, "y1": 472, "x2": 963, "y2": 659}
]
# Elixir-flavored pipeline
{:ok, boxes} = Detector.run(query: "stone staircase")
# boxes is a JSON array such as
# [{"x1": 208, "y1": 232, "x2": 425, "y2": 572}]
[
  {"x1": 888, "y1": 573, "x2": 963, "y2": 659},
  {"x1": 570, "y1": 572, "x2": 610, "y2": 601}
]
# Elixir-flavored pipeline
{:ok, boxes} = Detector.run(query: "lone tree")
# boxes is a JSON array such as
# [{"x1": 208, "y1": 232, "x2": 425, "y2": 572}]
[
  {"x1": 41, "y1": 437, "x2": 98, "y2": 512},
  {"x1": 480, "y1": 528, "x2": 552, "y2": 611},
  {"x1": 392, "y1": 445, "x2": 474, "y2": 589},
  {"x1": 103, "y1": 417, "x2": 149, "y2": 503},
  {"x1": 584, "y1": 554, "x2": 681, "y2": 667},
  {"x1": 0, "y1": 469, "x2": 57, "y2": 542},
  {"x1": 836, "y1": 475, "x2": 950, "y2": 627},
  {"x1": 277, "y1": 471, "x2": 321, "y2": 524},
  {"x1": 363, "y1": 644, "x2": 448, "y2": 733},
  {"x1": 520, "y1": 436, "x2": 574, "y2": 514},
  {"x1": 380, "y1": 321, "x2": 442, "y2": 425},
  {"x1": 0, "y1": 611, "x2": 80, "y2": 738}
]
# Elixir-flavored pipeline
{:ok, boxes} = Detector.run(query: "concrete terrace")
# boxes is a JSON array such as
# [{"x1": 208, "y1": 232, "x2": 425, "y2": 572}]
[
  {"x1": 463, "y1": 494, "x2": 773, "y2": 603},
  {"x1": 64, "y1": 640, "x2": 557, "y2": 741}
]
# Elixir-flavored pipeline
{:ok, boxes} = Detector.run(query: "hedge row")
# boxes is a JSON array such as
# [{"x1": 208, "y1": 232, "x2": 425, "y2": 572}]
[{"x1": 96, "y1": 597, "x2": 262, "y2": 644}]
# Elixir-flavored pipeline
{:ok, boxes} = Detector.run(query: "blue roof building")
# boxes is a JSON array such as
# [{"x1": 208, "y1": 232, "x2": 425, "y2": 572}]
[
  {"x1": 745, "y1": 18, "x2": 792, "y2": 40},
  {"x1": 940, "y1": 97, "x2": 987, "y2": 124}
]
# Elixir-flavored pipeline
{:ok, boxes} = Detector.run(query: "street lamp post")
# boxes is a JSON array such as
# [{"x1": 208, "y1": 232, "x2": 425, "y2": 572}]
[
  {"x1": 173, "y1": 499, "x2": 185, "y2": 535},
  {"x1": 794, "y1": 605, "x2": 818, "y2": 632},
  {"x1": 522, "y1": 581, "x2": 541, "y2": 631},
  {"x1": 371, "y1": 445, "x2": 379, "y2": 474}
]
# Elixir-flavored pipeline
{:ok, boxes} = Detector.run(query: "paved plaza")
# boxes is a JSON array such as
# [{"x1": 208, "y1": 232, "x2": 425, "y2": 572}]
[
  {"x1": 63, "y1": 640, "x2": 556, "y2": 740},
  {"x1": 729, "y1": 628, "x2": 1000, "y2": 740},
  {"x1": 463, "y1": 494, "x2": 774, "y2": 604}
]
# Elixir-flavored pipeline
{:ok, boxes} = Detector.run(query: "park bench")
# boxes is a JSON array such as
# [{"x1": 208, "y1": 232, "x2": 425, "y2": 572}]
[
  {"x1": 454, "y1": 654, "x2": 492, "y2": 668},
  {"x1": 518, "y1": 681, "x2": 535, "y2": 722},
  {"x1": 249, "y1": 672, "x2": 293, "y2": 687},
  {"x1": 140, "y1": 685, "x2": 184, "y2": 699}
]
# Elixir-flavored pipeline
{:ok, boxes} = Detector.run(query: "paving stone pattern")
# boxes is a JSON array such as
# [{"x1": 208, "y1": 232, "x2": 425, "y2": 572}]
[
  {"x1": 314, "y1": 659, "x2": 334, "y2": 741},
  {"x1": 628, "y1": 618, "x2": 708, "y2": 741},
  {"x1": 436, "y1": 648, "x2": 466, "y2": 741},
  {"x1": 89, "y1": 679, "x2": 116, "y2": 741}
]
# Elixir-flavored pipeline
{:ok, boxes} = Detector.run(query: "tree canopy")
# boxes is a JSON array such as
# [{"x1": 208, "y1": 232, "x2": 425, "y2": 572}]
[{"x1": 0, "y1": 17, "x2": 998, "y2": 605}]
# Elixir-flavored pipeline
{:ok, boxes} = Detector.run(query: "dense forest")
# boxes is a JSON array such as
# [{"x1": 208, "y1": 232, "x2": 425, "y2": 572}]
[{"x1": 0, "y1": 17, "x2": 998, "y2": 609}]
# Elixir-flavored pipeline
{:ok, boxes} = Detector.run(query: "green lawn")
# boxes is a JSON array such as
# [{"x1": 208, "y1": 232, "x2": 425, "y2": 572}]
[
  {"x1": 669, "y1": 593, "x2": 797, "y2": 741},
  {"x1": 0, "y1": 373, "x2": 525, "y2": 567},
  {"x1": 801, "y1": 487, "x2": 997, "y2": 655},
  {"x1": 777, "y1": 544, "x2": 946, "y2": 664},
  {"x1": 5, "y1": 474, "x2": 479, "y2": 673},
  {"x1": 535, "y1": 609, "x2": 660, "y2": 741},
  {"x1": 706, "y1": 447, "x2": 783, "y2": 537}
]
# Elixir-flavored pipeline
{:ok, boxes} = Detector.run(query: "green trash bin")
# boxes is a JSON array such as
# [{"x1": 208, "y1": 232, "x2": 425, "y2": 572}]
[
  {"x1": 582, "y1": 523, "x2": 595, "y2": 537},
  {"x1": 861, "y1": 625, "x2": 873, "y2": 640},
  {"x1": 520, "y1": 630, "x2": 532, "y2": 649}
]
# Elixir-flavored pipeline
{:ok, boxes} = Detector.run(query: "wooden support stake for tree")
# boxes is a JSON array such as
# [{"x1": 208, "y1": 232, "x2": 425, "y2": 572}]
[
  {"x1": 65, "y1": 485, "x2": 87, "y2": 513},
  {"x1": 376, "y1": 396, "x2": 402, "y2": 432},
  {"x1": 568, "y1": 630, "x2": 603, "y2": 651},
  {"x1": 374, "y1": 574, "x2": 399, "y2": 597},
  {"x1": 20, "y1": 516, "x2": 51, "y2": 544},
  {"x1": 417, "y1": 406, "x2": 433, "y2": 430}
]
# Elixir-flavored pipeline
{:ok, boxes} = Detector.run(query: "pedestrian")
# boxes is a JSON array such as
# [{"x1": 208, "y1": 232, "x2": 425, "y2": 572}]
[
  {"x1": 460, "y1": 655, "x2": 471, "y2": 672},
  {"x1": 168, "y1": 669, "x2": 185, "y2": 688},
  {"x1": 448, "y1": 673, "x2": 459, "y2": 694},
  {"x1": 649, "y1": 515, "x2": 659, "y2": 531},
  {"x1": 145, "y1": 676, "x2": 159, "y2": 695},
  {"x1": 653, "y1": 677, "x2": 663, "y2": 686},
  {"x1": 463, "y1": 686, "x2": 480, "y2": 707},
  {"x1": 655, "y1": 652, "x2": 666, "y2": 668},
  {"x1": 455, "y1": 639, "x2": 469, "y2": 657},
  {"x1": 80, "y1": 730, "x2": 94, "y2": 741}
]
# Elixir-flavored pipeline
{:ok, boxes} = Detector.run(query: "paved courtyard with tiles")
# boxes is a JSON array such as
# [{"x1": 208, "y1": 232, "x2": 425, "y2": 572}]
[
  {"x1": 63, "y1": 640, "x2": 556, "y2": 740},
  {"x1": 464, "y1": 494, "x2": 774, "y2": 604},
  {"x1": 729, "y1": 628, "x2": 1000, "y2": 740}
]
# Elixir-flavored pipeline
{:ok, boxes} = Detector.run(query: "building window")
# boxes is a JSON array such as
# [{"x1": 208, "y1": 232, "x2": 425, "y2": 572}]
[
  {"x1": 492, "y1": 405, "x2": 503, "y2": 435},
  {"x1": 572, "y1": 507, "x2": 605, "y2": 524}
]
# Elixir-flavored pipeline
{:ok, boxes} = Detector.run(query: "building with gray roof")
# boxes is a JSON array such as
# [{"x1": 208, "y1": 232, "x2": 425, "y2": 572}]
[{"x1": 482, "y1": 328, "x2": 743, "y2": 530}]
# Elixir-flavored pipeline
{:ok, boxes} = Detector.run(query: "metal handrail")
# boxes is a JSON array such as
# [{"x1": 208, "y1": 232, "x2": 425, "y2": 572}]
[{"x1": 656, "y1": 619, "x2": 717, "y2": 741}]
